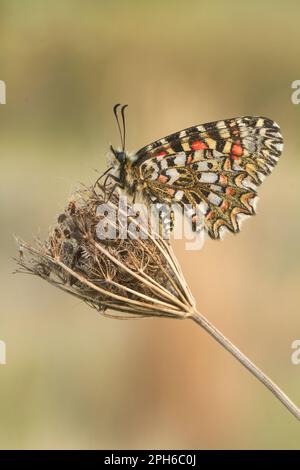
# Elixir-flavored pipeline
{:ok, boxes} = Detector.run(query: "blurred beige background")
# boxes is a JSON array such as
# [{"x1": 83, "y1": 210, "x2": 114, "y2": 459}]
[{"x1": 1, "y1": 0, "x2": 300, "y2": 449}]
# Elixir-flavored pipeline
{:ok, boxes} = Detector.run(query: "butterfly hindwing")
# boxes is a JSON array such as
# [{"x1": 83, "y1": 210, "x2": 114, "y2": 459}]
[{"x1": 133, "y1": 116, "x2": 283, "y2": 239}]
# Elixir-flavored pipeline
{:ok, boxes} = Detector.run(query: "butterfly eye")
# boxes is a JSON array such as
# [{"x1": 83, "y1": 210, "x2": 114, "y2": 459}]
[
  {"x1": 115, "y1": 151, "x2": 126, "y2": 163},
  {"x1": 110, "y1": 145, "x2": 126, "y2": 163}
]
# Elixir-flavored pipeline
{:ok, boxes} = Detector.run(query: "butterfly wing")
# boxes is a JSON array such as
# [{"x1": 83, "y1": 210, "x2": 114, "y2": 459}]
[{"x1": 133, "y1": 116, "x2": 283, "y2": 239}]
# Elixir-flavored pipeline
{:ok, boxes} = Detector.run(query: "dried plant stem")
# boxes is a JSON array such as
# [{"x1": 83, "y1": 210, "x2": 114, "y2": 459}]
[{"x1": 190, "y1": 310, "x2": 300, "y2": 421}]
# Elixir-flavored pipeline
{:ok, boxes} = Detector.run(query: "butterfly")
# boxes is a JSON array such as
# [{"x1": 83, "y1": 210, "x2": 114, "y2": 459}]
[{"x1": 105, "y1": 104, "x2": 283, "y2": 240}]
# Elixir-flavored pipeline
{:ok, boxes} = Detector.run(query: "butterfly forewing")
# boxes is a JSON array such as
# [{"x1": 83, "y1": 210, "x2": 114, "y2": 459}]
[{"x1": 132, "y1": 116, "x2": 283, "y2": 239}]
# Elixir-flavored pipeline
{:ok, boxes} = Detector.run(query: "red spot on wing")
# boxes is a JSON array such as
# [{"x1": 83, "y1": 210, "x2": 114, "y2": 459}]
[
  {"x1": 156, "y1": 151, "x2": 167, "y2": 157},
  {"x1": 219, "y1": 175, "x2": 228, "y2": 185},
  {"x1": 158, "y1": 175, "x2": 168, "y2": 184},
  {"x1": 206, "y1": 210, "x2": 214, "y2": 220},
  {"x1": 191, "y1": 140, "x2": 208, "y2": 150},
  {"x1": 232, "y1": 144, "x2": 243, "y2": 156},
  {"x1": 226, "y1": 187, "x2": 235, "y2": 196},
  {"x1": 220, "y1": 200, "x2": 229, "y2": 211}
]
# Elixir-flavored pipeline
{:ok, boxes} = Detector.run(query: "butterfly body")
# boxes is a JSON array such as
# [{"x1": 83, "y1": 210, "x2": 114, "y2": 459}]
[{"x1": 109, "y1": 113, "x2": 283, "y2": 239}]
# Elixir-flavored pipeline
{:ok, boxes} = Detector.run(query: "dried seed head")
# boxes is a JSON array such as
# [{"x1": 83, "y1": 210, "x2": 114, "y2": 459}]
[{"x1": 16, "y1": 183, "x2": 195, "y2": 319}]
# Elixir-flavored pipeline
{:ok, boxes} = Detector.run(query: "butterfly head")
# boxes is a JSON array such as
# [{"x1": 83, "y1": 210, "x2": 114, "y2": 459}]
[{"x1": 110, "y1": 145, "x2": 127, "y2": 164}]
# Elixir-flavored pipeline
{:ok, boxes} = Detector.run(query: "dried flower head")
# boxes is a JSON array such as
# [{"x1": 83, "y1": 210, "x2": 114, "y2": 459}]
[{"x1": 16, "y1": 182, "x2": 195, "y2": 320}]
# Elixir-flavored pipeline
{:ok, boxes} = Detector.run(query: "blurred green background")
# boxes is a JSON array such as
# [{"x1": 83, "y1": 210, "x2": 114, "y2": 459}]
[{"x1": 1, "y1": 0, "x2": 300, "y2": 449}]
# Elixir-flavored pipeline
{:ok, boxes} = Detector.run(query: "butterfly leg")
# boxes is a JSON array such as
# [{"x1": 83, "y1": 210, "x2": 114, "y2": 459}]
[
  {"x1": 104, "y1": 175, "x2": 127, "y2": 202},
  {"x1": 93, "y1": 171, "x2": 125, "y2": 202},
  {"x1": 93, "y1": 166, "x2": 113, "y2": 190}
]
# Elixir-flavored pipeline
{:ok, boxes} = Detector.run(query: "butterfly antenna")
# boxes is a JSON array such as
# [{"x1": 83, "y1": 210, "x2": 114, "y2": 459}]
[
  {"x1": 121, "y1": 104, "x2": 128, "y2": 152},
  {"x1": 113, "y1": 103, "x2": 123, "y2": 149}
]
